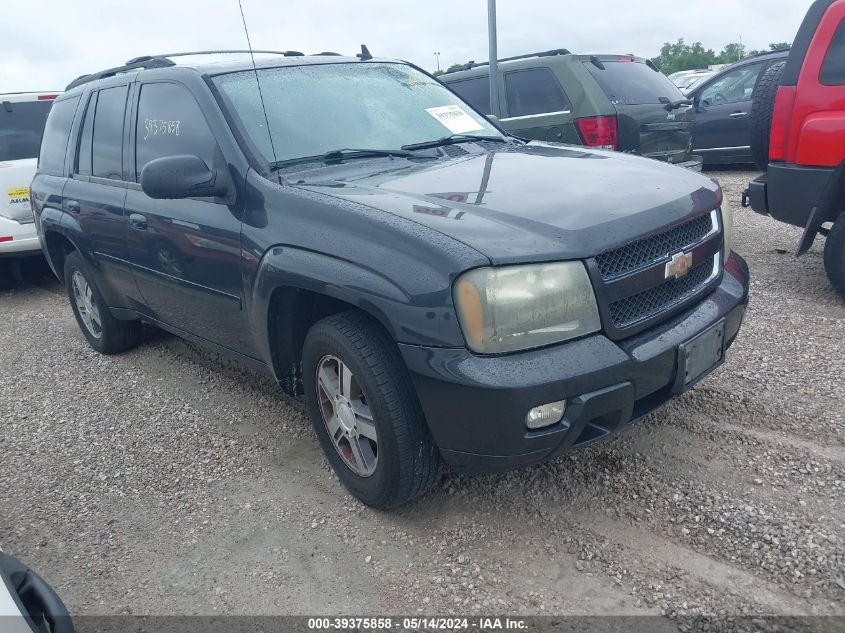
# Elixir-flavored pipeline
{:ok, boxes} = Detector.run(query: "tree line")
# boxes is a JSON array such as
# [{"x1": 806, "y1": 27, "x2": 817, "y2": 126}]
[{"x1": 431, "y1": 39, "x2": 790, "y2": 77}]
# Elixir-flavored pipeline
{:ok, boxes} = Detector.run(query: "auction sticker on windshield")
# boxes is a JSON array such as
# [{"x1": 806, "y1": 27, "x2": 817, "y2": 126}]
[{"x1": 426, "y1": 105, "x2": 483, "y2": 134}]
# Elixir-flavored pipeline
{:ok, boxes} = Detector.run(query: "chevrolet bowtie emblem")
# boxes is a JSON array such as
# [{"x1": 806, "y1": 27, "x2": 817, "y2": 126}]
[{"x1": 665, "y1": 251, "x2": 694, "y2": 280}]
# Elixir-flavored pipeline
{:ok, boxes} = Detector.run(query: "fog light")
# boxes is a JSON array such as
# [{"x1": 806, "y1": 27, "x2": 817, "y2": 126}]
[{"x1": 525, "y1": 400, "x2": 566, "y2": 430}]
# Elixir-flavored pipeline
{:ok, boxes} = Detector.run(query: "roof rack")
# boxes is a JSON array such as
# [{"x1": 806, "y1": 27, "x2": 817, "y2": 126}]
[
  {"x1": 444, "y1": 48, "x2": 571, "y2": 74},
  {"x1": 65, "y1": 50, "x2": 308, "y2": 91}
]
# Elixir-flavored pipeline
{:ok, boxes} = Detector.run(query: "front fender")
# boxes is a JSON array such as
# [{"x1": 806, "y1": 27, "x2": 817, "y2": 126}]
[{"x1": 250, "y1": 245, "x2": 467, "y2": 371}]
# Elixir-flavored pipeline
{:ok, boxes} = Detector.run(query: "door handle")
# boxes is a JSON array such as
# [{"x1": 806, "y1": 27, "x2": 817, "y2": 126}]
[
  {"x1": 64, "y1": 199, "x2": 80, "y2": 214},
  {"x1": 729, "y1": 112, "x2": 749, "y2": 118},
  {"x1": 128, "y1": 213, "x2": 148, "y2": 230}
]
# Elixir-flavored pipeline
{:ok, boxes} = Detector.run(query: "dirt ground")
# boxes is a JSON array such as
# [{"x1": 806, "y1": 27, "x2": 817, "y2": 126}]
[{"x1": 0, "y1": 169, "x2": 842, "y2": 626}]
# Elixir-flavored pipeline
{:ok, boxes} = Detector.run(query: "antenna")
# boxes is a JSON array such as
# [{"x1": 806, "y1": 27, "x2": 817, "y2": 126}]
[{"x1": 237, "y1": 0, "x2": 278, "y2": 167}]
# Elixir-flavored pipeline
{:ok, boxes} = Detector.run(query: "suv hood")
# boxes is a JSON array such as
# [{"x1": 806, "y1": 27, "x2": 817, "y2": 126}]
[{"x1": 294, "y1": 143, "x2": 720, "y2": 264}]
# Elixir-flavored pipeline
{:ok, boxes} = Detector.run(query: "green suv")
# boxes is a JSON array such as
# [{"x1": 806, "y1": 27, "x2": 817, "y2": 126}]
[{"x1": 441, "y1": 49, "x2": 703, "y2": 170}]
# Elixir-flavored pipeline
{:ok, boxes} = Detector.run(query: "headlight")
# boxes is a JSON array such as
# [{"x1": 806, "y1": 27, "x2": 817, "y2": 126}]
[
  {"x1": 721, "y1": 205, "x2": 733, "y2": 263},
  {"x1": 453, "y1": 262, "x2": 601, "y2": 354}
]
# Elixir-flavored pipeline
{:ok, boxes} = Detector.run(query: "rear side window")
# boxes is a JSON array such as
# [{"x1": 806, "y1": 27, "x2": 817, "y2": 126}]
[
  {"x1": 92, "y1": 86, "x2": 128, "y2": 180},
  {"x1": 447, "y1": 76, "x2": 491, "y2": 115},
  {"x1": 821, "y1": 19, "x2": 845, "y2": 85},
  {"x1": 37, "y1": 97, "x2": 79, "y2": 173},
  {"x1": 1, "y1": 100, "x2": 54, "y2": 162},
  {"x1": 75, "y1": 92, "x2": 97, "y2": 176},
  {"x1": 583, "y1": 60, "x2": 684, "y2": 105},
  {"x1": 504, "y1": 68, "x2": 572, "y2": 117},
  {"x1": 135, "y1": 82, "x2": 217, "y2": 181}
]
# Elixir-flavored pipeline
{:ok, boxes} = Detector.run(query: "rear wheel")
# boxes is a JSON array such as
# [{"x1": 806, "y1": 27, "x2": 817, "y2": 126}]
[
  {"x1": 302, "y1": 311, "x2": 441, "y2": 508},
  {"x1": 750, "y1": 61, "x2": 786, "y2": 170},
  {"x1": 824, "y1": 215, "x2": 845, "y2": 299},
  {"x1": 64, "y1": 251, "x2": 141, "y2": 354}
]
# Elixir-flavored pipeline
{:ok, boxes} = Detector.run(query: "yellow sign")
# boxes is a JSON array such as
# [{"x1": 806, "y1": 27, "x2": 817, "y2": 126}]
[{"x1": 7, "y1": 187, "x2": 28, "y2": 198}]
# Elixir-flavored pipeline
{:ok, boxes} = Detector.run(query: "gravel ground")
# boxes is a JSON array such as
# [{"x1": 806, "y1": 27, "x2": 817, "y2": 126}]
[{"x1": 0, "y1": 169, "x2": 843, "y2": 627}]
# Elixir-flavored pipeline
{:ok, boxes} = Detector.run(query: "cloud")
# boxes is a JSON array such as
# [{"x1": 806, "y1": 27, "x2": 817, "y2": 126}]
[{"x1": 1, "y1": 0, "x2": 814, "y2": 91}]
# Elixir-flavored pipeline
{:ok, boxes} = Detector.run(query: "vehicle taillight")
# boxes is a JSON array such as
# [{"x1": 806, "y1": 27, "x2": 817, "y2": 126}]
[
  {"x1": 575, "y1": 116, "x2": 619, "y2": 151},
  {"x1": 769, "y1": 86, "x2": 796, "y2": 162},
  {"x1": 0, "y1": 236, "x2": 13, "y2": 243},
  {"x1": 38, "y1": 94, "x2": 58, "y2": 100}
]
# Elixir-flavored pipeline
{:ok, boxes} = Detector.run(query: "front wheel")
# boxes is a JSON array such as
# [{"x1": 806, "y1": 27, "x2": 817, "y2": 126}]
[
  {"x1": 302, "y1": 311, "x2": 442, "y2": 508},
  {"x1": 64, "y1": 251, "x2": 141, "y2": 354},
  {"x1": 824, "y1": 215, "x2": 845, "y2": 299}
]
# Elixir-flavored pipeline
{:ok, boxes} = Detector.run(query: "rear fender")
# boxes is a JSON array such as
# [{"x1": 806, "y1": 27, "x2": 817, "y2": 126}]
[{"x1": 797, "y1": 160, "x2": 845, "y2": 256}]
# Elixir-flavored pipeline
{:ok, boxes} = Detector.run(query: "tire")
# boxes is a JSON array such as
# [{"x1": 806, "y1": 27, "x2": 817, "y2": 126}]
[
  {"x1": 824, "y1": 215, "x2": 845, "y2": 299},
  {"x1": 750, "y1": 61, "x2": 786, "y2": 170},
  {"x1": 64, "y1": 251, "x2": 141, "y2": 354},
  {"x1": 302, "y1": 311, "x2": 442, "y2": 508}
]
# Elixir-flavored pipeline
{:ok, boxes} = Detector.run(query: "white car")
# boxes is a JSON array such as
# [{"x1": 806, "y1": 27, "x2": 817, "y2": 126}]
[
  {"x1": 0, "y1": 91, "x2": 60, "y2": 257},
  {"x1": 0, "y1": 549, "x2": 74, "y2": 633}
]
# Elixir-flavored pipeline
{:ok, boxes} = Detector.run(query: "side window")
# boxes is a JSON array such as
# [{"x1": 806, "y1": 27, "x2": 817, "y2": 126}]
[
  {"x1": 38, "y1": 96, "x2": 80, "y2": 174},
  {"x1": 699, "y1": 64, "x2": 763, "y2": 106},
  {"x1": 504, "y1": 68, "x2": 572, "y2": 118},
  {"x1": 135, "y1": 82, "x2": 217, "y2": 181},
  {"x1": 448, "y1": 76, "x2": 491, "y2": 115},
  {"x1": 821, "y1": 20, "x2": 845, "y2": 85},
  {"x1": 92, "y1": 86, "x2": 128, "y2": 180},
  {"x1": 75, "y1": 92, "x2": 97, "y2": 176}
]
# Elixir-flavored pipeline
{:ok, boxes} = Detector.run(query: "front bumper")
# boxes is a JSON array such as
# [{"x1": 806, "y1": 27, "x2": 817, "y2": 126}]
[{"x1": 400, "y1": 253, "x2": 749, "y2": 474}]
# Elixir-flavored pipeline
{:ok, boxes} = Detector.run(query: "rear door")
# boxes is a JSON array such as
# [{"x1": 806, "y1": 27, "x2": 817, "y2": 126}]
[
  {"x1": 500, "y1": 67, "x2": 576, "y2": 143},
  {"x1": 691, "y1": 62, "x2": 764, "y2": 161},
  {"x1": 62, "y1": 84, "x2": 137, "y2": 304},
  {"x1": 582, "y1": 58, "x2": 695, "y2": 163}
]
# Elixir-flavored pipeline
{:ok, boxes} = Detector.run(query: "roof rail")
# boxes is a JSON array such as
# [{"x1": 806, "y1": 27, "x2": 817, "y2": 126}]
[
  {"x1": 444, "y1": 48, "x2": 571, "y2": 74},
  {"x1": 65, "y1": 50, "x2": 307, "y2": 91}
]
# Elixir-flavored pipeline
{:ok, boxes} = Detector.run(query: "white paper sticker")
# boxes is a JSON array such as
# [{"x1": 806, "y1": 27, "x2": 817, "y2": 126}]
[{"x1": 425, "y1": 105, "x2": 484, "y2": 135}]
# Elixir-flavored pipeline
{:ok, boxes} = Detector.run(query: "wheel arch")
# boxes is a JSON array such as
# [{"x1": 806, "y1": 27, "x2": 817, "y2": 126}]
[{"x1": 252, "y1": 246, "x2": 411, "y2": 396}]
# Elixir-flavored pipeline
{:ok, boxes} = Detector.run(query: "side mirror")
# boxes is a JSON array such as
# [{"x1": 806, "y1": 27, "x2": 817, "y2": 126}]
[{"x1": 140, "y1": 155, "x2": 232, "y2": 200}]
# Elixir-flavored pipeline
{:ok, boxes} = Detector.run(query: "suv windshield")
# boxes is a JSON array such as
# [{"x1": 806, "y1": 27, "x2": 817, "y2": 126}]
[
  {"x1": 0, "y1": 99, "x2": 52, "y2": 162},
  {"x1": 213, "y1": 62, "x2": 502, "y2": 165},
  {"x1": 583, "y1": 61, "x2": 685, "y2": 105}
]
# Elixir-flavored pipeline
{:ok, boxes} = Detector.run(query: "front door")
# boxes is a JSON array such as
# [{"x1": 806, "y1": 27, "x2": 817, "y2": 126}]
[
  {"x1": 123, "y1": 81, "x2": 253, "y2": 354},
  {"x1": 693, "y1": 62, "x2": 764, "y2": 162}
]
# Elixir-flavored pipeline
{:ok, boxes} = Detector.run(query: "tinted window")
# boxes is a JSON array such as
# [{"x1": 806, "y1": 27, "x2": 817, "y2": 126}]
[
  {"x1": 821, "y1": 19, "x2": 845, "y2": 85},
  {"x1": 699, "y1": 63, "x2": 763, "y2": 106},
  {"x1": 75, "y1": 92, "x2": 96, "y2": 176},
  {"x1": 504, "y1": 68, "x2": 572, "y2": 117},
  {"x1": 447, "y1": 76, "x2": 491, "y2": 115},
  {"x1": 92, "y1": 86, "x2": 128, "y2": 180},
  {"x1": 1, "y1": 100, "x2": 54, "y2": 162},
  {"x1": 584, "y1": 60, "x2": 684, "y2": 105},
  {"x1": 37, "y1": 97, "x2": 79, "y2": 173},
  {"x1": 136, "y1": 83, "x2": 217, "y2": 180}
]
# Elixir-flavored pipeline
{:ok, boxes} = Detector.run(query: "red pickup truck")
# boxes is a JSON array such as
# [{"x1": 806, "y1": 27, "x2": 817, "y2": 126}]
[{"x1": 745, "y1": 0, "x2": 845, "y2": 297}]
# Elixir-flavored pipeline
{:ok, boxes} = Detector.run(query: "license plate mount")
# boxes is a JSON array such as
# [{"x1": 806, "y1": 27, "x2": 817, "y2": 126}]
[{"x1": 673, "y1": 319, "x2": 726, "y2": 393}]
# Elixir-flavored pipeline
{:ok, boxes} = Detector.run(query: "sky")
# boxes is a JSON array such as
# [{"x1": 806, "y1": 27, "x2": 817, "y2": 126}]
[{"x1": 2, "y1": 0, "x2": 815, "y2": 92}]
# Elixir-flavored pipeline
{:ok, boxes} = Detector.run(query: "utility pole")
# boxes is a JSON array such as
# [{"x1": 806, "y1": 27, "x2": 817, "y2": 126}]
[
  {"x1": 434, "y1": 51, "x2": 441, "y2": 72},
  {"x1": 487, "y1": 0, "x2": 501, "y2": 117}
]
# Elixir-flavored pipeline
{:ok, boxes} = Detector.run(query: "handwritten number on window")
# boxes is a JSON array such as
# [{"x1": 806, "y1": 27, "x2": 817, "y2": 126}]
[{"x1": 143, "y1": 118, "x2": 182, "y2": 140}]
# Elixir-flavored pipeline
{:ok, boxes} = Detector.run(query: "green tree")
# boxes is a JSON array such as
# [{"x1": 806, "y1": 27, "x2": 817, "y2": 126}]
[
  {"x1": 651, "y1": 39, "x2": 718, "y2": 75},
  {"x1": 432, "y1": 69, "x2": 445, "y2": 77},
  {"x1": 717, "y1": 42, "x2": 746, "y2": 64},
  {"x1": 769, "y1": 42, "x2": 791, "y2": 51},
  {"x1": 446, "y1": 63, "x2": 468, "y2": 73}
]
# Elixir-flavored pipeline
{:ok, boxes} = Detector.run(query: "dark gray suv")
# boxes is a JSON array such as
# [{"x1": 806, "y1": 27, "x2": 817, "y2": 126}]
[{"x1": 32, "y1": 51, "x2": 749, "y2": 508}]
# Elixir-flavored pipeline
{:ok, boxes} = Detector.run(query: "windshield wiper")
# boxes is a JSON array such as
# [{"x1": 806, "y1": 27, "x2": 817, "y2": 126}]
[
  {"x1": 270, "y1": 148, "x2": 428, "y2": 170},
  {"x1": 401, "y1": 134, "x2": 508, "y2": 151}
]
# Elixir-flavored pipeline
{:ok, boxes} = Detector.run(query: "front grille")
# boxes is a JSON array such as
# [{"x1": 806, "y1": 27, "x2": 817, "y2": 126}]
[
  {"x1": 608, "y1": 256, "x2": 717, "y2": 328},
  {"x1": 596, "y1": 213, "x2": 714, "y2": 280}
]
